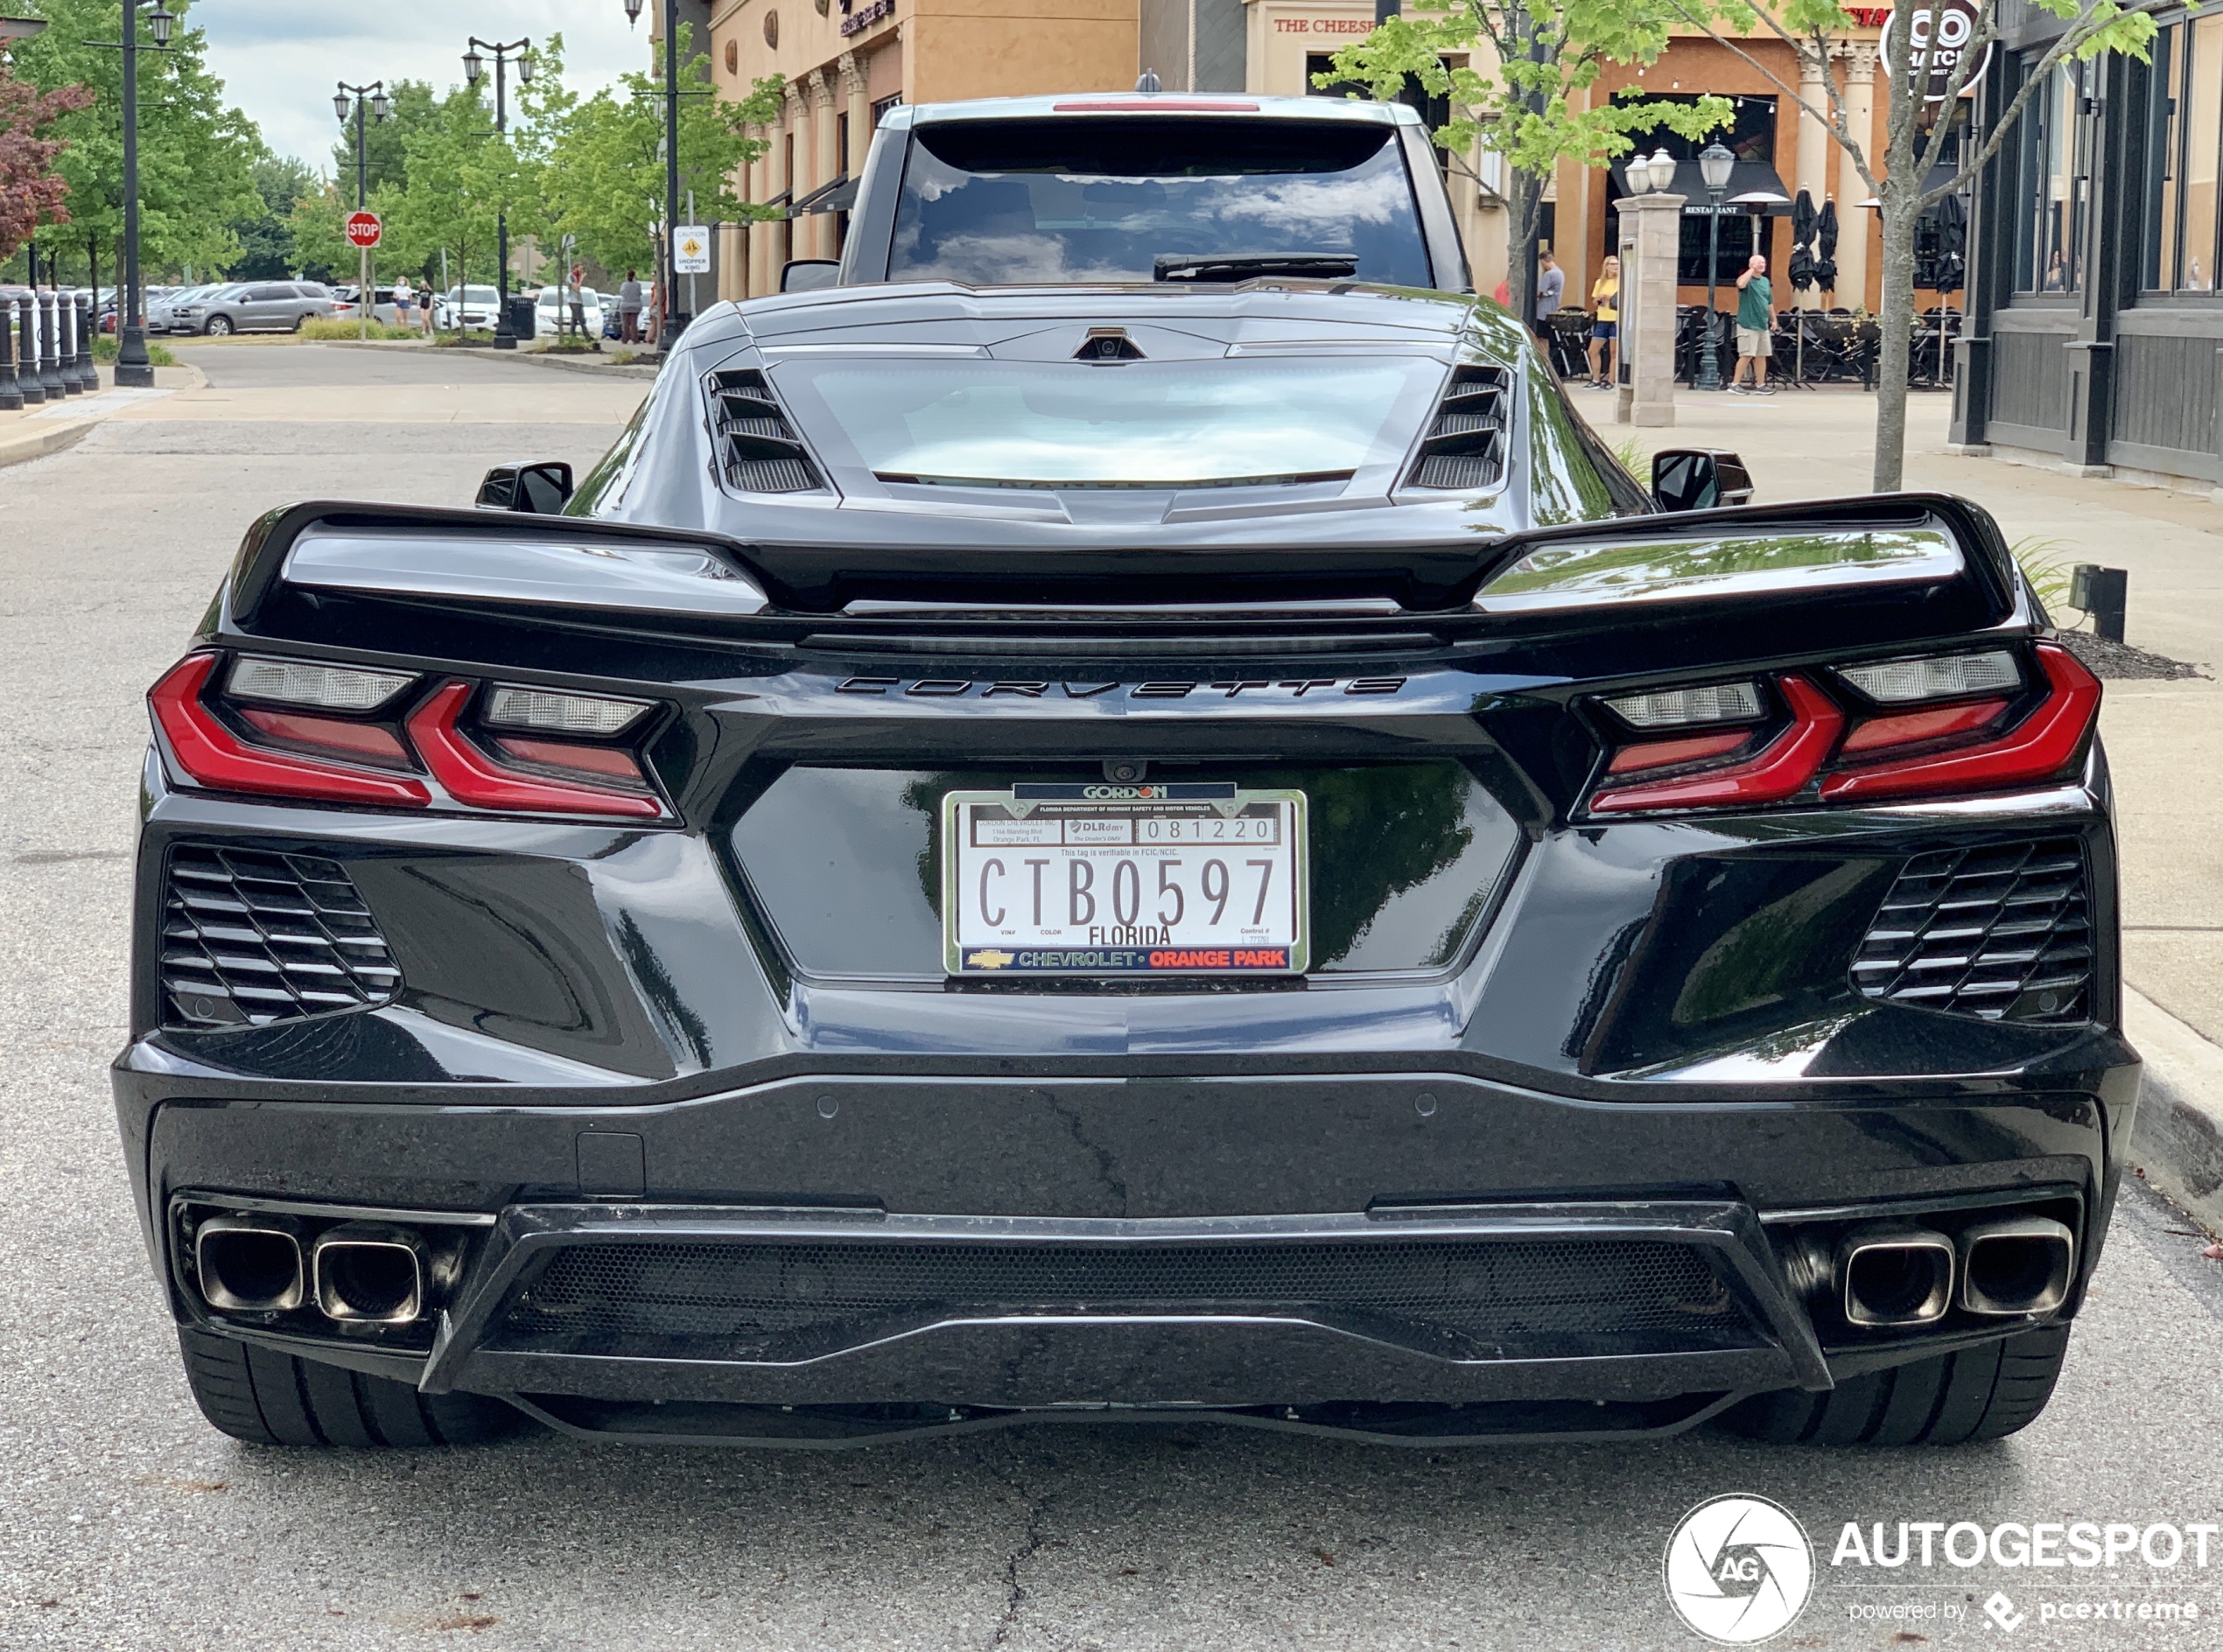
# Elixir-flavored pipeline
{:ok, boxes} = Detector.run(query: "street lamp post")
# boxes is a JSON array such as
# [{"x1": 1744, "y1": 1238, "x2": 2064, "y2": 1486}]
[
  {"x1": 1696, "y1": 140, "x2": 1735, "y2": 393},
  {"x1": 334, "y1": 81, "x2": 391, "y2": 343},
  {"x1": 621, "y1": 0, "x2": 686, "y2": 351},
  {"x1": 114, "y1": 2, "x2": 176, "y2": 389},
  {"x1": 464, "y1": 37, "x2": 531, "y2": 350}
]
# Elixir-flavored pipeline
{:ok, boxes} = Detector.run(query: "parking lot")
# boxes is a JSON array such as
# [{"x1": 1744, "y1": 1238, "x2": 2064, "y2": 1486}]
[{"x1": 4, "y1": 346, "x2": 2222, "y2": 1649}]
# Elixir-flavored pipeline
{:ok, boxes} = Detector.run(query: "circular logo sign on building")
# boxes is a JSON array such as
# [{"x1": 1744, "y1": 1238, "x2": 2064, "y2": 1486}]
[
  {"x1": 1662, "y1": 1494, "x2": 1814, "y2": 1644},
  {"x1": 1879, "y1": 3, "x2": 1993, "y2": 102},
  {"x1": 345, "y1": 211, "x2": 382, "y2": 248}
]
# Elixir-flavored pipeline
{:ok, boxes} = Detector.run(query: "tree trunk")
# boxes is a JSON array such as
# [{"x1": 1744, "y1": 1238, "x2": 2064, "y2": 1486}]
[
  {"x1": 1870, "y1": 200, "x2": 1918, "y2": 491},
  {"x1": 1506, "y1": 169, "x2": 1543, "y2": 327}
]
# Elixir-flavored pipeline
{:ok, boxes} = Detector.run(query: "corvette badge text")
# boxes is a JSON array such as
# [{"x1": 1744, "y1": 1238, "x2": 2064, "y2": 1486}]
[{"x1": 1664, "y1": 1498, "x2": 2214, "y2": 1642}]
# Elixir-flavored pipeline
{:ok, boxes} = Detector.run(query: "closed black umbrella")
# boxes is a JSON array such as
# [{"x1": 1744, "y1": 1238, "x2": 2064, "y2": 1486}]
[
  {"x1": 1816, "y1": 199, "x2": 1841, "y2": 295},
  {"x1": 1932, "y1": 192, "x2": 1967, "y2": 295},
  {"x1": 1789, "y1": 187, "x2": 1818, "y2": 292}
]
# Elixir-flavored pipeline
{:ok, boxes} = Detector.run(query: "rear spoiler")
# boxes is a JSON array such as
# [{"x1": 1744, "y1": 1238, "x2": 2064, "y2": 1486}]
[{"x1": 224, "y1": 493, "x2": 2022, "y2": 628}]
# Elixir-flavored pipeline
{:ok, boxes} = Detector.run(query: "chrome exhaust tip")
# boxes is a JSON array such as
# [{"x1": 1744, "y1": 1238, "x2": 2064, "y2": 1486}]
[
  {"x1": 1837, "y1": 1222, "x2": 1955, "y2": 1327},
  {"x1": 312, "y1": 1223, "x2": 427, "y2": 1324},
  {"x1": 1958, "y1": 1214, "x2": 2076, "y2": 1316},
  {"x1": 195, "y1": 1214, "x2": 305, "y2": 1312}
]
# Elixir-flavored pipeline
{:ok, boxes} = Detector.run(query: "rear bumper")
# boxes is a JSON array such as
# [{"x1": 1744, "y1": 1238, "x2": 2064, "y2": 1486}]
[{"x1": 124, "y1": 1060, "x2": 2131, "y2": 1439}]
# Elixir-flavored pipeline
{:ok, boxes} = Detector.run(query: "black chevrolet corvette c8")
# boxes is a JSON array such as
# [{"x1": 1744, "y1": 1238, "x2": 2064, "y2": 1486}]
[{"x1": 118, "y1": 281, "x2": 2134, "y2": 1451}]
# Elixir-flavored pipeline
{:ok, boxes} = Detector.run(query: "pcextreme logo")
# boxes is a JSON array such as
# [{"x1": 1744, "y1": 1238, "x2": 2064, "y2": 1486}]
[{"x1": 1663, "y1": 1494, "x2": 1816, "y2": 1644}]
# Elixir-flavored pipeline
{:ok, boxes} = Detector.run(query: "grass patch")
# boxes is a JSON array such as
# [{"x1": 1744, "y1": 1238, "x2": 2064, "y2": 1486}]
[
  {"x1": 298, "y1": 318, "x2": 423, "y2": 341},
  {"x1": 536, "y1": 340, "x2": 600, "y2": 355},
  {"x1": 431, "y1": 330, "x2": 498, "y2": 347},
  {"x1": 2012, "y1": 535, "x2": 2079, "y2": 616},
  {"x1": 92, "y1": 334, "x2": 176, "y2": 367},
  {"x1": 607, "y1": 348, "x2": 640, "y2": 367},
  {"x1": 1609, "y1": 435, "x2": 1647, "y2": 477}
]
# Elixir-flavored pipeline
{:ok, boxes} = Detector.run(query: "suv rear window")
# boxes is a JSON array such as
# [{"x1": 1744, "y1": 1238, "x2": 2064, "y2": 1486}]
[{"x1": 889, "y1": 116, "x2": 1432, "y2": 288}]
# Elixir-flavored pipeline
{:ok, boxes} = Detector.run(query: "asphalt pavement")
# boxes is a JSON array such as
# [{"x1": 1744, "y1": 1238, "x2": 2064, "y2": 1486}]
[{"x1": 4, "y1": 352, "x2": 2223, "y2": 1650}]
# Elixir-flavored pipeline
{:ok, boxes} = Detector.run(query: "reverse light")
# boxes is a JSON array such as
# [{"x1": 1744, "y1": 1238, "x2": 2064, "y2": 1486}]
[
  {"x1": 405, "y1": 682, "x2": 663, "y2": 819},
  {"x1": 484, "y1": 684, "x2": 651, "y2": 736},
  {"x1": 151, "y1": 654, "x2": 431, "y2": 807},
  {"x1": 1820, "y1": 644, "x2": 2099, "y2": 803},
  {"x1": 228, "y1": 654, "x2": 416, "y2": 711},
  {"x1": 1602, "y1": 681, "x2": 1764, "y2": 729},
  {"x1": 1836, "y1": 649, "x2": 2020, "y2": 704}
]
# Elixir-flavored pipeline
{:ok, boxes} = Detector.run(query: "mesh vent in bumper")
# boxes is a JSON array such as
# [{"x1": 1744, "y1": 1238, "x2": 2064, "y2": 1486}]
[
  {"x1": 160, "y1": 846, "x2": 400, "y2": 1027},
  {"x1": 1852, "y1": 837, "x2": 2092, "y2": 1022},
  {"x1": 490, "y1": 1236, "x2": 1757, "y2": 1363}
]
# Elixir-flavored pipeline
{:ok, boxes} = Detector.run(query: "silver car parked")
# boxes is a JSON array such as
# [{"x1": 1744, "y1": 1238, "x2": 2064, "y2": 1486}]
[
  {"x1": 148, "y1": 284, "x2": 224, "y2": 333},
  {"x1": 186, "y1": 281, "x2": 339, "y2": 336}
]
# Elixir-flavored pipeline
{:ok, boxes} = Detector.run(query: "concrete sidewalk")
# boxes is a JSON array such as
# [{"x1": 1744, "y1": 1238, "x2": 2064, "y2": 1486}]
[
  {"x1": 0, "y1": 364, "x2": 200, "y2": 471},
  {"x1": 1613, "y1": 385, "x2": 2223, "y2": 1228}
]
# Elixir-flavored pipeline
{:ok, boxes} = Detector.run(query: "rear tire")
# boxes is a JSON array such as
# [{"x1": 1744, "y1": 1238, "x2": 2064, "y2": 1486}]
[
  {"x1": 203, "y1": 315, "x2": 233, "y2": 337},
  {"x1": 178, "y1": 1327, "x2": 522, "y2": 1448},
  {"x1": 1720, "y1": 1324, "x2": 2071, "y2": 1446}
]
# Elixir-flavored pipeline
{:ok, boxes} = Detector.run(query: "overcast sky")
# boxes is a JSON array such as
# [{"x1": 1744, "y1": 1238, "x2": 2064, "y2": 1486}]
[{"x1": 192, "y1": 0, "x2": 647, "y2": 172}]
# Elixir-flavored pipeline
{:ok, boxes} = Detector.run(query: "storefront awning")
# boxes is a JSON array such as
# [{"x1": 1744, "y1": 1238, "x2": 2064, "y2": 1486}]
[
  {"x1": 1678, "y1": 160, "x2": 1797, "y2": 216},
  {"x1": 791, "y1": 175, "x2": 858, "y2": 216}
]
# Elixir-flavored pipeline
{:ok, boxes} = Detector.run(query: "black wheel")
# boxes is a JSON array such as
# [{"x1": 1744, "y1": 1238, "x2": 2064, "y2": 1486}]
[
  {"x1": 178, "y1": 1327, "x2": 523, "y2": 1448},
  {"x1": 203, "y1": 315, "x2": 233, "y2": 337},
  {"x1": 291, "y1": 312, "x2": 306, "y2": 332},
  {"x1": 1720, "y1": 1325, "x2": 2071, "y2": 1446}
]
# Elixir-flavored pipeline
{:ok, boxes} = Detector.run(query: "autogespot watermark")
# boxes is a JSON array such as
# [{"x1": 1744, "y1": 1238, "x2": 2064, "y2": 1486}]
[{"x1": 1663, "y1": 1504, "x2": 2218, "y2": 1642}]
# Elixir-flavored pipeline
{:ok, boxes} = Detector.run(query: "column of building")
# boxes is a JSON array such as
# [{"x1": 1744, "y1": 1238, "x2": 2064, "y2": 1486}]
[
  {"x1": 1795, "y1": 51, "x2": 1832, "y2": 312},
  {"x1": 1835, "y1": 43, "x2": 1876, "y2": 312}
]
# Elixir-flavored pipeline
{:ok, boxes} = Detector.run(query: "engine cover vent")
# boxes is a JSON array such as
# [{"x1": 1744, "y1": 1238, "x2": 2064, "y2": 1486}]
[
  {"x1": 1852, "y1": 838, "x2": 2092, "y2": 1022},
  {"x1": 160, "y1": 847, "x2": 401, "y2": 1028},
  {"x1": 706, "y1": 368, "x2": 825, "y2": 494},
  {"x1": 1405, "y1": 365, "x2": 1508, "y2": 492}
]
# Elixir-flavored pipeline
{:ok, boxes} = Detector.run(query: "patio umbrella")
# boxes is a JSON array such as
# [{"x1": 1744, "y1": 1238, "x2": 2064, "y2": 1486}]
[
  {"x1": 1816, "y1": 199, "x2": 1840, "y2": 295},
  {"x1": 1931, "y1": 192, "x2": 1967, "y2": 295},
  {"x1": 1789, "y1": 188, "x2": 1818, "y2": 292}
]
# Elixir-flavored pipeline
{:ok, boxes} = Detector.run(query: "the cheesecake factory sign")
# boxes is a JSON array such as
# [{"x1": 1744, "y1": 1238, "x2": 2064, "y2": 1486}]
[{"x1": 1273, "y1": 15, "x2": 1375, "y2": 34}]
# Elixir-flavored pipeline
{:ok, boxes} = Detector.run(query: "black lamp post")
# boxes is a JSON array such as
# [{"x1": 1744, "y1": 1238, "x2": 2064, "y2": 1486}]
[
  {"x1": 113, "y1": 2, "x2": 176, "y2": 389},
  {"x1": 465, "y1": 36, "x2": 531, "y2": 349},
  {"x1": 334, "y1": 82, "x2": 390, "y2": 341},
  {"x1": 1696, "y1": 139, "x2": 1735, "y2": 393},
  {"x1": 621, "y1": 0, "x2": 686, "y2": 350}
]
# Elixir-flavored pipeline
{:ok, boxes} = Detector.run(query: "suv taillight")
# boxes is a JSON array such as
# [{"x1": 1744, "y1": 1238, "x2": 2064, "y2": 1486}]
[
  {"x1": 1584, "y1": 642, "x2": 2100, "y2": 816},
  {"x1": 149, "y1": 652, "x2": 668, "y2": 819}
]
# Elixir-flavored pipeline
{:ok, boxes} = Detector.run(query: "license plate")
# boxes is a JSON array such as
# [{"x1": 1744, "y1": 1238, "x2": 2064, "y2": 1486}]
[{"x1": 943, "y1": 784, "x2": 1308, "y2": 976}]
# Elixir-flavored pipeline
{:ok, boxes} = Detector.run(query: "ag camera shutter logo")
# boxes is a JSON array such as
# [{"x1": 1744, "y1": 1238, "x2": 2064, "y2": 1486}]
[{"x1": 1663, "y1": 1494, "x2": 1814, "y2": 1643}]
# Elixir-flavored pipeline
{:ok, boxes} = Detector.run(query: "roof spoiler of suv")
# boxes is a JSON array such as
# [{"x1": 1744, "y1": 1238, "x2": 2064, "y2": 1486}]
[{"x1": 222, "y1": 494, "x2": 2019, "y2": 632}]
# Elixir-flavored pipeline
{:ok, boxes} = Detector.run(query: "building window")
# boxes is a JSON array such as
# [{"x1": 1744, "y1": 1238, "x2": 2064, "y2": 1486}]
[
  {"x1": 2014, "y1": 60, "x2": 2086, "y2": 294},
  {"x1": 872, "y1": 94, "x2": 903, "y2": 127},
  {"x1": 2142, "y1": 17, "x2": 2223, "y2": 291}
]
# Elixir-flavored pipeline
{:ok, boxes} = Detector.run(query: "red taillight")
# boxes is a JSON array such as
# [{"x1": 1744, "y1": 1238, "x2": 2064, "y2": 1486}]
[
  {"x1": 1605, "y1": 730, "x2": 1755, "y2": 774},
  {"x1": 405, "y1": 682, "x2": 663, "y2": 819},
  {"x1": 237, "y1": 707, "x2": 414, "y2": 767},
  {"x1": 1590, "y1": 676, "x2": 1842, "y2": 813},
  {"x1": 1837, "y1": 698, "x2": 2009, "y2": 755},
  {"x1": 1820, "y1": 644, "x2": 2099, "y2": 803},
  {"x1": 150, "y1": 654, "x2": 431, "y2": 807}
]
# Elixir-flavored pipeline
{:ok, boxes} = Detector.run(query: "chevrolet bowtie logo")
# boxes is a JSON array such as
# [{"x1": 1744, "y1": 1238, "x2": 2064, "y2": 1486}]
[{"x1": 966, "y1": 948, "x2": 1016, "y2": 970}]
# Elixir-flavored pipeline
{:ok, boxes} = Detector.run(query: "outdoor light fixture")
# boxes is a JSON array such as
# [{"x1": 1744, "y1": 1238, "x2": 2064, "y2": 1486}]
[
  {"x1": 463, "y1": 36, "x2": 533, "y2": 349},
  {"x1": 333, "y1": 89, "x2": 351, "y2": 122},
  {"x1": 372, "y1": 89, "x2": 392, "y2": 121},
  {"x1": 1646, "y1": 149, "x2": 1676, "y2": 192},
  {"x1": 147, "y1": 4, "x2": 174, "y2": 46},
  {"x1": 623, "y1": 0, "x2": 644, "y2": 23},
  {"x1": 517, "y1": 52, "x2": 534, "y2": 85},
  {"x1": 463, "y1": 46, "x2": 484, "y2": 84},
  {"x1": 1699, "y1": 140, "x2": 1736, "y2": 193}
]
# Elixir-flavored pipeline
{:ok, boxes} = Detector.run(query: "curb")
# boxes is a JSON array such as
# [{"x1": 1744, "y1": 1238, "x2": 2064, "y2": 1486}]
[
  {"x1": 2125, "y1": 985, "x2": 2223, "y2": 1236},
  {"x1": 0, "y1": 412, "x2": 99, "y2": 470},
  {"x1": 476, "y1": 347, "x2": 661, "y2": 382},
  {"x1": 0, "y1": 362, "x2": 201, "y2": 471}
]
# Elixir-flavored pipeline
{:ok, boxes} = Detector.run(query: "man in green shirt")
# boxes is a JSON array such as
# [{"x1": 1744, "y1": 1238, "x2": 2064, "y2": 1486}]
[{"x1": 1730, "y1": 254, "x2": 1774, "y2": 394}]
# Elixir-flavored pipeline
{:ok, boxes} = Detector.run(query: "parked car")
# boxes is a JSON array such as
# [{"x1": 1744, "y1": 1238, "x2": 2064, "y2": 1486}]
[
  {"x1": 148, "y1": 284, "x2": 221, "y2": 333},
  {"x1": 123, "y1": 96, "x2": 2126, "y2": 1458},
  {"x1": 433, "y1": 284, "x2": 501, "y2": 331},
  {"x1": 183, "y1": 281, "x2": 338, "y2": 335},
  {"x1": 534, "y1": 284, "x2": 605, "y2": 339}
]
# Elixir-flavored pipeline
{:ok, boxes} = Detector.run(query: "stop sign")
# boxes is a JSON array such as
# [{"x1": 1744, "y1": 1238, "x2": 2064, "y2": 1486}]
[{"x1": 345, "y1": 211, "x2": 382, "y2": 248}]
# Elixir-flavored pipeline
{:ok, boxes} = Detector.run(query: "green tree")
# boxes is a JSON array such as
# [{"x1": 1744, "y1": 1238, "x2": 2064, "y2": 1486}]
[
  {"x1": 1668, "y1": 0, "x2": 2167, "y2": 491},
  {"x1": 1319, "y1": 0, "x2": 1733, "y2": 323},
  {"x1": 328, "y1": 78, "x2": 437, "y2": 207},
  {"x1": 1, "y1": 38, "x2": 93, "y2": 264},
  {"x1": 10, "y1": 0, "x2": 262, "y2": 281},
  {"x1": 531, "y1": 26, "x2": 782, "y2": 280},
  {"x1": 228, "y1": 150, "x2": 313, "y2": 279}
]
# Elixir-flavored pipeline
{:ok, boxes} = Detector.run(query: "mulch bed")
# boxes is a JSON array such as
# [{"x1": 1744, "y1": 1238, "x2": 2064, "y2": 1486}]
[{"x1": 2053, "y1": 629, "x2": 2208, "y2": 681}]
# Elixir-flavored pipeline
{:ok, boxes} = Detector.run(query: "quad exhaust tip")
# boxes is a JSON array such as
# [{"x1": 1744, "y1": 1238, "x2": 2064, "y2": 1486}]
[
  {"x1": 312, "y1": 1223, "x2": 428, "y2": 1324},
  {"x1": 1836, "y1": 1222, "x2": 1955, "y2": 1328},
  {"x1": 1959, "y1": 1214, "x2": 2076, "y2": 1317},
  {"x1": 194, "y1": 1214, "x2": 305, "y2": 1313}
]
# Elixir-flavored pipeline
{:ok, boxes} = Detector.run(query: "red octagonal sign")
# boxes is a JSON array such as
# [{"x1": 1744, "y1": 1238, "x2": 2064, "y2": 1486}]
[{"x1": 345, "y1": 211, "x2": 382, "y2": 248}]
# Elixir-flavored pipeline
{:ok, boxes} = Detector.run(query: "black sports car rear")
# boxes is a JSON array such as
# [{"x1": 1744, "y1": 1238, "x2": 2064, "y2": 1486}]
[{"x1": 117, "y1": 285, "x2": 2135, "y2": 1450}]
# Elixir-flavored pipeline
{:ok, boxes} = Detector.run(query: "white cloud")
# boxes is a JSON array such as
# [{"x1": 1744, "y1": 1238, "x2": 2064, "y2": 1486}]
[{"x1": 191, "y1": 0, "x2": 649, "y2": 170}]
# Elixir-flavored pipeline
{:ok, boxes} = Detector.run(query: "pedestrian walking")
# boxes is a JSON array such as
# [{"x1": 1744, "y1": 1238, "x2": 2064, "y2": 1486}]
[
  {"x1": 1588, "y1": 255, "x2": 1619, "y2": 388},
  {"x1": 393, "y1": 276, "x2": 413, "y2": 332},
  {"x1": 1730, "y1": 254, "x2": 1775, "y2": 394},
  {"x1": 1532, "y1": 250, "x2": 1563, "y2": 341},
  {"x1": 619, "y1": 270, "x2": 643, "y2": 343}
]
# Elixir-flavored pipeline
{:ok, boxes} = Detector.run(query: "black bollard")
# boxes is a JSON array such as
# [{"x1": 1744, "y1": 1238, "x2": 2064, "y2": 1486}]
[
  {"x1": 13, "y1": 295, "x2": 42, "y2": 405},
  {"x1": 75, "y1": 291, "x2": 96, "y2": 391},
  {"x1": 38, "y1": 290, "x2": 67, "y2": 400},
  {"x1": 2070, "y1": 564, "x2": 2129, "y2": 644},
  {"x1": 0, "y1": 288, "x2": 21, "y2": 412}
]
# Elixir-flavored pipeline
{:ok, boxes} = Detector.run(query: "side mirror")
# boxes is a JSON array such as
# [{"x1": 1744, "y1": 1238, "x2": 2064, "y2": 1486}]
[
  {"x1": 477, "y1": 460, "x2": 575, "y2": 514},
  {"x1": 1651, "y1": 448, "x2": 1755, "y2": 513},
  {"x1": 780, "y1": 258, "x2": 840, "y2": 294}
]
